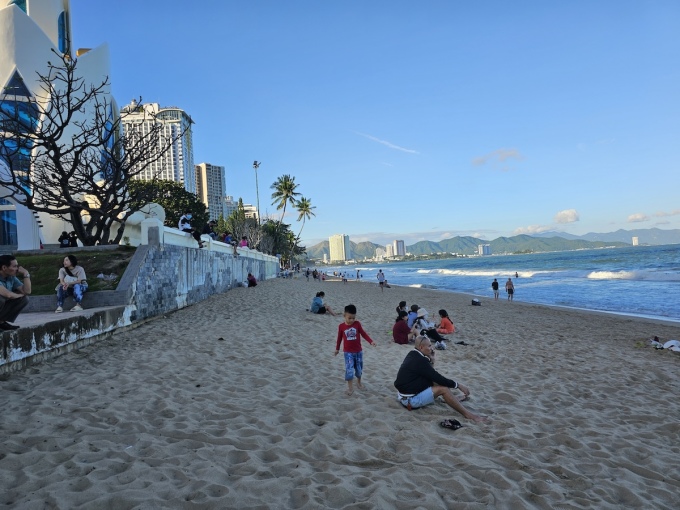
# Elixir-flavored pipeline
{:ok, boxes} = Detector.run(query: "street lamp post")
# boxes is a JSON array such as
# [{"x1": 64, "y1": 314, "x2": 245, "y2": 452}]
[{"x1": 252, "y1": 161, "x2": 261, "y2": 225}]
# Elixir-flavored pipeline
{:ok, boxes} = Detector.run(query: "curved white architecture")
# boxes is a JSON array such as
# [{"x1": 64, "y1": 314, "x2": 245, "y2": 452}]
[{"x1": 0, "y1": 0, "x2": 117, "y2": 249}]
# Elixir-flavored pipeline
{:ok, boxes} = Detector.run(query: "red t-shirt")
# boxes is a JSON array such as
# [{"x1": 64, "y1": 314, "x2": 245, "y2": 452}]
[{"x1": 336, "y1": 321, "x2": 374, "y2": 353}]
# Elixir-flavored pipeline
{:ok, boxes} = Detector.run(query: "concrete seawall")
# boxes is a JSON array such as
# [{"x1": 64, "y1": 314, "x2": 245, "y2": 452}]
[{"x1": 0, "y1": 239, "x2": 279, "y2": 373}]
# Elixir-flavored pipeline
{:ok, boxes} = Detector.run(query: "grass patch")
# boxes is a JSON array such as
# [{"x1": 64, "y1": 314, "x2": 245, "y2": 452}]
[{"x1": 13, "y1": 247, "x2": 137, "y2": 295}]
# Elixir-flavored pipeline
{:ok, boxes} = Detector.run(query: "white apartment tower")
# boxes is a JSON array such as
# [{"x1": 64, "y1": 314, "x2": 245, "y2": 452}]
[
  {"x1": 195, "y1": 162, "x2": 226, "y2": 220},
  {"x1": 121, "y1": 100, "x2": 196, "y2": 193},
  {"x1": 329, "y1": 234, "x2": 351, "y2": 262},
  {"x1": 393, "y1": 240, "x2": 405, "y2": 257},
  {"x1": 385, "y1": 244, "x2": 394, "y2": 258}
]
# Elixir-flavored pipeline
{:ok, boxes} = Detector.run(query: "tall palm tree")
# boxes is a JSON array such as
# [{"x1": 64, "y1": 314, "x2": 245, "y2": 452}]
[
  {"x1": 270, "y1": 174, "x2": 301, "y2": 222},
  {"x1": 295, "y1": 196, "x2": 316, "y2": 238}
]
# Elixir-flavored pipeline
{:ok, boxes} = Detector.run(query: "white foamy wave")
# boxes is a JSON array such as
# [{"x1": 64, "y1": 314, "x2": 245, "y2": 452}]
[
  {"x1": 416, "y1": 268, "x2": 552, "y2": 278},
  {"x1": 587, "y1": 270, "x2": 680, "y2": 282}
]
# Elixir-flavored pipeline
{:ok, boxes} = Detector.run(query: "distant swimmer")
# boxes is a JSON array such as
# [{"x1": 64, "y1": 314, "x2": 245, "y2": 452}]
[{"x1": 515, "y1": 272, "x2": 519, "y2": 278}]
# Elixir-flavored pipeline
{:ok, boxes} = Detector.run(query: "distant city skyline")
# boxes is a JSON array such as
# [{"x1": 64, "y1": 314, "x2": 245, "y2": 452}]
[{"x1": 70, "y1": 1, "x2": 680, "y2": 248}]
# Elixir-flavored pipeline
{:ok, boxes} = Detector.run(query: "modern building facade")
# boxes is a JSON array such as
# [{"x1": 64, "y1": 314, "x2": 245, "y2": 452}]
[
  {"x1": 195, "y1": 162, "x2": 226, "y2": 221},
  {"x1": 329, "y1": 234, "x2": 351, "y2": 262},
  {"x1": 385, "y1": 244, "x2": 394, "y2": 258},
  {"x1": 0, "y1": 0, "x2": 117, "y2": 249},
  {"x1": 478, "y1": 244, "x2": 491, "y2": 256},
  {"x1": 121, "y1": 100, "x2": 196, "y2": 193},
  {"x1": 393, "y1": 240, "x2": 405, "y2": 257}
]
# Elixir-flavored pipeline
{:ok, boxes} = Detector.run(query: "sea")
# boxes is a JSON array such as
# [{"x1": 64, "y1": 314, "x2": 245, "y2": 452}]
[{"x1": 322, "y1": 244, "x2": 680, "y2": 322}]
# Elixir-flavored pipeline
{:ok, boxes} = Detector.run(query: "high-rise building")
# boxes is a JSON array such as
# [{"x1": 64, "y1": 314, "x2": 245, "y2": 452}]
[
  {"x1": 632, "y1": 237, "x2": 639, "y2": 246},
  {"x1": 223, "y1": 195, "x2": 238, "y2": 219},
  {"x1": 385, "y1": 244, "x2": 394, "y2": 258},
  {"x1": 121, "y1": 100, "x2": 196, "y2": 193},
  {"x1": 393, "y1": 240, "x2": 405, "y2": 256},
  {"x1": 0, "y1": 0, "x2": 117, "y2": 249},
  {"x1": 478, "y1": 244, "x2": 491, "y2": 256},
  {"x1": 329, "y1": 234, "x2": 351, "y2": 262},
  {"x1": 195, "y1": 163, "x2": 226, "y2": 220}
]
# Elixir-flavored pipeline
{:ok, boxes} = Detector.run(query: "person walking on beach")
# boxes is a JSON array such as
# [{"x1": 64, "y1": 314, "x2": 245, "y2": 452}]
[
  {"x1": 505, "y1": 278, "x2": 514, "y2": 301},
  {"x1": 0, "y1": 254, "x2": 31, "y2": 330},
  {"x1": 376, "y1": 270, "x2": 386, "y2": 292},
  {"x1": 334, "y1": 304, "x2": 377, "y2": 396},
  {"x1": 492, "y1": 279, "x2": 499, "y2": 300},
  {"x1": 394, "y1": 335, "x2": 487, "y2": 423}
]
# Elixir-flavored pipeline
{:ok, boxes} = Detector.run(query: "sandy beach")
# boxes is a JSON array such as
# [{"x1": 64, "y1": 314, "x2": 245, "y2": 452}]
[{"x1": 1, "y1": 276, "x2": 679, "y2": 509}]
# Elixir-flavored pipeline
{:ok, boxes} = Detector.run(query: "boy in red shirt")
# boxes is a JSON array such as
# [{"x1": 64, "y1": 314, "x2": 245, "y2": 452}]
[{"x1": 334, "y1": 304, "x2": 377, "y2": 395}]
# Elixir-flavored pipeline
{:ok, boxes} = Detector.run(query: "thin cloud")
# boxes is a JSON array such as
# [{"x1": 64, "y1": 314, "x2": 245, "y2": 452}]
[
  {"x1": 513, "y1": 224, "x2": 552, "y2": 235},
  {"x1": 554, "y1": 209, "x2": 580, "y2": 224},
  {"x1": 473, "y1": 148, "x2": 524, "y2": 169},
  {"x1": 627, "y1": 213, "x2": 650, "y2": 223},
  {"x1": 356, "y1": 132, "x2": 419, "y2": 154},
  {"x1": 654, "y1": 209, "x2": 680, "y2": 217}
]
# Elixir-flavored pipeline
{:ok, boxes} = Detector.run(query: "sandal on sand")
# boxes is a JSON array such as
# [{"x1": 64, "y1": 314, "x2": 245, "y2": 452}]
[{"x1": 440, "y1": 419, "x2": 463, "y2": 431}]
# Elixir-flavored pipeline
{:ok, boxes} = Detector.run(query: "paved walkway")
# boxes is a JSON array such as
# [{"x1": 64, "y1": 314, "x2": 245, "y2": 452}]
[{"x1": 10, "y1": 306, "x2": 124, "y2": 329}]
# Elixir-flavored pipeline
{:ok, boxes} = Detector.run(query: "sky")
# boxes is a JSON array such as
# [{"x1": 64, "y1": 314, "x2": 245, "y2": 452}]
[{"x1": 70, "y1": 0, "x2": 680, "y2": 247}]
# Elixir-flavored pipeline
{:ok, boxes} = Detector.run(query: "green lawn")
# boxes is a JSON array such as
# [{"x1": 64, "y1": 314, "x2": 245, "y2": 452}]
[{"x1": 12, "y1": 247, "x2": 137, "y2": 295}]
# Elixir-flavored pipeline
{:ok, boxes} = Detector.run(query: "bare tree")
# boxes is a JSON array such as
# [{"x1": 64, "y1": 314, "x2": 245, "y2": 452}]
[{"x1": 0, "y1": 50, "x2": 182, "y2": 245}]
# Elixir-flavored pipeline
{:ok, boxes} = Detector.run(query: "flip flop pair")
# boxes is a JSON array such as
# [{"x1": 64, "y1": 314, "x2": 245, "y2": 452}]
[{"x1": 440, "y1": 418, "x2": 463, "y2": 431}]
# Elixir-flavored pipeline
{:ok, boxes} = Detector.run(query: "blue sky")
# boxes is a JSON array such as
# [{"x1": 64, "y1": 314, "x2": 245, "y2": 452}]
[{"x1": 70, "y1": 0, "x2": 680, "y2": 247}]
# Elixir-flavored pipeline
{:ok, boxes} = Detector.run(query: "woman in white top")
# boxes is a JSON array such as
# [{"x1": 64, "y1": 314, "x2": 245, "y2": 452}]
[{"x1": 55, "y1": 255, "x2": 87, "y2": 312}]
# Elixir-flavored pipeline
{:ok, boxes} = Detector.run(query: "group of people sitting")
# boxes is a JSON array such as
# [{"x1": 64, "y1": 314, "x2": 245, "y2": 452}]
[
  {"x1": 393, "y1": 301, "x2": 455, "y2": 349},
  {"x1": 0, "y1": 254, "x2": 88, "y2": 331}
]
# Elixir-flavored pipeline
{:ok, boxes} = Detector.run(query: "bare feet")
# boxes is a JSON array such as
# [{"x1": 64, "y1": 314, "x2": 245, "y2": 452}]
[
  {"x1": 357, "y1": 382, "x2": 366, "y2": 391},
  {"x1": 345, "y1": 389, "x2": 354, "y2": 396}
]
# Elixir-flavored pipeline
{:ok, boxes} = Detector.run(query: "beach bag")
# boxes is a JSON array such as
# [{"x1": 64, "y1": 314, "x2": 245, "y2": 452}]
[{"x1": 471, "y1": 299, "x2": 481, "y2": 306}]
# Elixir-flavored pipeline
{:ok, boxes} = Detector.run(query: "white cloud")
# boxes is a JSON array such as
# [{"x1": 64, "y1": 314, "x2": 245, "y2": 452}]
[
  {"x1": 356, "y1": 132, "x2": 419, "y2": 154},
  {"x1": 473, "y1": 148, "x2": 524, "y2": 168},
  {"x1": 513, "y1": 224, "x2": 552, "y2": 235},
  {"x1": 554, "y1": 209, "x2": 580, "y2": 224},
  {"x1": 627, "y1": 213, "x2": 650, "y2": 223}
]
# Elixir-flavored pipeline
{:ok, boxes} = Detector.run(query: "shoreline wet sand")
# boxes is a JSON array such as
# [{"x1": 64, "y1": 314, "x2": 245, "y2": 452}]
[{"x1": 1, "y1": 277, "x2": 679, "y2": 509}]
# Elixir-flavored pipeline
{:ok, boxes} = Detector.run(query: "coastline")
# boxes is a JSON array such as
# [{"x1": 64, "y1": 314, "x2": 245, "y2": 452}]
[{"x1": 1, "y1": 277, "x2": 679, "y2": 508}]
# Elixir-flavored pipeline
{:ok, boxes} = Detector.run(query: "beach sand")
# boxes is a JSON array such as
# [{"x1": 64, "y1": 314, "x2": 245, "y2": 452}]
[{"x1": 1, "y1": 277, "x2": 679, "y2": 509}]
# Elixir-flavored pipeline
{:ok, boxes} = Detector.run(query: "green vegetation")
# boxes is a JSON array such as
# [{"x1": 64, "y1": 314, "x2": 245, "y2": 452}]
[{"x1": 13, "y1": 247, "x2": 136, "y2": 295}]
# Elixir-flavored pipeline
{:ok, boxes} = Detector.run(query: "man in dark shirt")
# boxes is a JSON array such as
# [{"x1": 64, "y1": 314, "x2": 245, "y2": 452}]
[{"x1": 394, "y1": 335, "x2": 487, "y2": 422}]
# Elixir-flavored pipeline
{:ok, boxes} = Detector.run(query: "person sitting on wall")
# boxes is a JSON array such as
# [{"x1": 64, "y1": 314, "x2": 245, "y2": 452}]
[
  {"x1": 58, "y1": 231, "x2": 70, "y2": 248},
  {"x1": 247, "y1": 273, "x2": 257, "y2": 287},
  {"x1": 202, "y1": 220, "x2": 217, "y2": 240},
  {"x1": 178, "y1": 211, "x2": 204, "y2": 248},
  {"x1": 68, "y1": 231, "x2": 79, "y2": 247},
  {"x1": 55, "y1": 254, "x2": 88, "y2": 313},
  {"x1": 239, "y1": 236, "x2": 249, "y2": 248},
  {"x1": 0, "y1": 254, "x2": 31, "y2": 330}
]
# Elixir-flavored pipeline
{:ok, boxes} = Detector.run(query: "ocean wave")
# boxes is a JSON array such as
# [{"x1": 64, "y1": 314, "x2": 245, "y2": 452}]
[
  {"x1": 415, "y1": 268, "x2": 553, "y2": 278},
  {"x1": 587, "y1": 270, "x2": 680, "y2": 282}
]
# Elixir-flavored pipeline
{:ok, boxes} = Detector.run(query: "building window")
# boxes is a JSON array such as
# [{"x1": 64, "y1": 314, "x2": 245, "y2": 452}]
[
  {"x1": 10, "y1": 1, "x2": 27, "y2": 13},
  {"x1": 0, "y1": 199, "x2": 18, "y2": 247},
  {"x1": 58, "y1": 11, "x2": 70, "y2": 54}
]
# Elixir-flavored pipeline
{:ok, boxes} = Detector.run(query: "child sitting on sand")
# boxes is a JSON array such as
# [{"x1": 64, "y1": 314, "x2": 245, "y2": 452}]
[{"x1": 334, "y1": 304, "x2": 377, "y2": 396}]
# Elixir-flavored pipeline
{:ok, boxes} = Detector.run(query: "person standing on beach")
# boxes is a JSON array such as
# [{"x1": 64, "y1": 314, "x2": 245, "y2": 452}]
[
  {"x1": 334, "y1": 304, "x2": 377, "y2": 396},
  {"x1": 505, "y1": 278, "x2": 514, "y2": 301},
  {"x1": 376, "y1": 270, "x2": 386, "y2": 292},
  {"x1": 492, "y1": 279, "x2": 499, "y2": 300},
  {"x1": 394, "y1": 335, "x2": 487, "y2": 423}
]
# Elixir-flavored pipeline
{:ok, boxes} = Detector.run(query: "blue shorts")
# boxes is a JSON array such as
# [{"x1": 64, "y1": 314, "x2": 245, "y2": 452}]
[
  {"x1": 397, "y1": 387, "x2": 435, "y2": 409},
  {"x1": 343, "y1": 351, "x2": 363, "y2": 381}
]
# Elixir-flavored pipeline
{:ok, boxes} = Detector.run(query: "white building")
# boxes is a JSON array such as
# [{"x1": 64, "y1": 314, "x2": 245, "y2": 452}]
[
  {"x1": 121, "y1": 100, "x2": 196, "y2": 193},
  {"x1": 478, "y1": 244, "x2": 491, "y2": 256},
  {"x1": 385, "y1": 244, "x2": 394, "y2": 258},
  {"x1": 195, "y1": 162, "x2": 226, "y2": 221},
  {"x1": 329, "y1": 234, "x2": 351, "y2": 262},
  {"x1": 0, "y1": 0, "x2": 117, "y2": 249},
  {"x1": 223, "y1": 195, "x2": 238, "y2": 219},
  {"x1": 242, "y1": 203, "x2": 259, "y2": 221},
  {"x1": 393, "y1": 239, "x2": 405, "y2": 257},
  {"x1": 632, "y1": 236, "x2": 639, "y2": 246}
]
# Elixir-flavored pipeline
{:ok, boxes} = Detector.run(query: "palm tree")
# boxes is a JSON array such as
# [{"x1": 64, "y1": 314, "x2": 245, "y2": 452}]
[
  {"x1": 270, "y1": 174, "x2": 301, "y2": 222},
  {"x1": 295, "y1": 196, "x2": 316, "y2": 238}
]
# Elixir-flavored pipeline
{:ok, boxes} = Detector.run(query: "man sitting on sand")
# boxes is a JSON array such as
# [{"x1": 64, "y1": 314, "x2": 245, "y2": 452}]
[{"x1": 394, "y1": 335, "x2": 487, "y2": 423}]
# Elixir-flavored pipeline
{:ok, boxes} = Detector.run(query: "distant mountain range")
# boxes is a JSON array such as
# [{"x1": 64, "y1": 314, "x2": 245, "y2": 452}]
[{"x1": 304, "y1": 228, "x2": 680, "y2": 260}]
